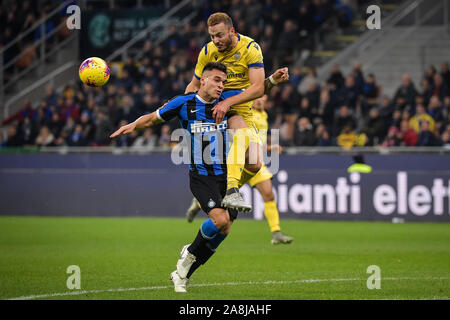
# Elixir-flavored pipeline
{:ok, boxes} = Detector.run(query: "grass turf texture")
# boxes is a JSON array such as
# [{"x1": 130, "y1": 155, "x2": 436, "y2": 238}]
[{"x1": 0, "y1": 217, "x2": 449, "y2": 300}]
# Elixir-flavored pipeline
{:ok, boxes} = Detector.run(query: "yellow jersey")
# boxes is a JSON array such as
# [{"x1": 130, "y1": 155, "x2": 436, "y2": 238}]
[
  {"x1": 252, "y1": 109, "x2": 268, "y2": 145},
  {"x1": 194, "y1": 34, "x2": 264, "y2": 128},
  {"x1": 194, "y1": 33, "x2": 264, "y2": 91}
]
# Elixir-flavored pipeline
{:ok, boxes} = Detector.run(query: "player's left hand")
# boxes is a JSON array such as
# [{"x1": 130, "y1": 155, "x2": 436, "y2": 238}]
[
  {"x1": 212, "y1": 100, "x2": 231, "y2": 124},
  {"x1": 272, "y1": 67, "x2": 289, "y2": 83}
]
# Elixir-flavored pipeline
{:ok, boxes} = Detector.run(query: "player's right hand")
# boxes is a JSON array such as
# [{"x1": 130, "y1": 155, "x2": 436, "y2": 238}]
[
  {"x1": 272, "y1": 67, "x2": 289, "y2": 83},
  {"x1": 110, "y1": 122, "x2": 136, "y2": 138}
]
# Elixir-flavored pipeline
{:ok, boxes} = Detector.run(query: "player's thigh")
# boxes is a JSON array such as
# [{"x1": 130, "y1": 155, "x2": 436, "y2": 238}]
[
  {"x1": 227, "y1": 113, "x2": 248, "y2": 130},
  {"x1": 189, "y1": 173, "x2": 225, "y2": 216}
]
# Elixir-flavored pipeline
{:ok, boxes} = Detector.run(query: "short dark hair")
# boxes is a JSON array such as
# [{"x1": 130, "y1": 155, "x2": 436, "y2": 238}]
[{"x1": 202, "y1": 62, "x2": 227, "y2": 75}]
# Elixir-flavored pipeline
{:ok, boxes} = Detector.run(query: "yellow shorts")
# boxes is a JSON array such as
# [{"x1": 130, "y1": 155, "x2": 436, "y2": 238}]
[
  {"x1": 228, "y1": 102, "x2": 261, "y2": 146},
  {"x1": 248, "y1": 163, "x2": 273, "y2": 187},
  {"x1": 229, "y1": 102, "x2": 254, "y2": 128}
]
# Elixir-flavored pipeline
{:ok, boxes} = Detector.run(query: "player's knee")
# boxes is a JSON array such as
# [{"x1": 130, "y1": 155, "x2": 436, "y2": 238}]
[
  {"x1": 212, "y1": 213, "x2": 230, "y2": 230},
  {"x1": 245, "y1": 160, "x2": 261, "y2": 173}
]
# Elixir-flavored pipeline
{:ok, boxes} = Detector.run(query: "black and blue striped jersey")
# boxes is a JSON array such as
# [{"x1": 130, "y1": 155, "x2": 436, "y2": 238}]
[{"x1": 156, "y1": 90, "x2": 242, "y2": 176}]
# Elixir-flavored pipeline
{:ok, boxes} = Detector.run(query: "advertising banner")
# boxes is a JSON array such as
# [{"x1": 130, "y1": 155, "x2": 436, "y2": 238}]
[{"x1": 0, "y1": 153, "x2": 449, "y2": 222}]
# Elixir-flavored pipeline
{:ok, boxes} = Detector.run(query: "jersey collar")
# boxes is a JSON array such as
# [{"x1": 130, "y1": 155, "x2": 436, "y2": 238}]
[{"x1": 196, "y1": 94, "x2": 216, "y2": 104}]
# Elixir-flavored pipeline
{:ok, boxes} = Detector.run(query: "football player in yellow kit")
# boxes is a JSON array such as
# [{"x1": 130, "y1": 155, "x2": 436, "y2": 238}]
[
  {"x1": 185, "y1": 12, "x2": 287, "y2": 212},
  {"x1": 186, "y1": 95, "x2": 294, "y2": 244}
]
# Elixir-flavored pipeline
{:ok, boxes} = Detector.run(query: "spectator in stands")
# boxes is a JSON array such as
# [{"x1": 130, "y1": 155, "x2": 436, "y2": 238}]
[
  {"x1": 45, "y1": 85, "x2": 59, "y2": 107},
  {"x1": 298, "y1": 97, "x2": 313, "y2": 120},
  {"x1": 327, "y1": 64, "x2": 345, "y2": 89},
  {"x1": 332, "y1": 105, "x2": 356, "y2": 137},
  {"x1": 399, "y1": 119, "x2": 418, "y2": 146},
  {"x1": 35, "y1": 125, "x2": 54, "y2": 147},
  {"x1": 315, "y1": 123, "x2": 331, "y2": 146},
  {"x1": 432, "y1": 73, "x2": 448, "y2": 102},
  {"x1": 382, "y1": 126, "x2": 401, "y2": 147},
  {"x1": 317, "y1": 85, "x2": 335, "y2": 127},
  {"x1": 5, "y1": 125, "x2": 23, "y2": 147},
  {"x1": 428, "y1": 96, "x2": 445, "y2": 123},
  {"x1": 409, "y1": 104, "x2": 435, "y2": 133},
  {"x1": 440, "y1": 62, "x2": 450, "y2": 88},
  {"x1": 394, "y1": 74, "x2": 418, "y2": 108},
  {"x1": 363, "y1": 108, "x2": 385, "y2": 146},
  {"x1": 337, "y1": 124, "x2": 359, "y2": 150},
  {"x1": 48, "y1": 112, "x2": 63, "y2": 138},
  {"x1": 123, "y1": 56, "x2": 140, "y2": 81},
  {"x1": 390, "y1": 109, "x2": 402, "y2": 130},
  {"x1": 418, "y1": 120, "x2": 441, "y2": 146},
  {"x1": 60, "y1": 97, "x2": 80, "y2": 122},
  {"x1": 336, "y1": 74, "x2": 360, "y2": 111},
  {"x1": 294, "y1": 117, "x2": 316, "y2": 146},
  {"x1": 280, "y1": 83, "x2": 300, "y2": 142},
  {"x1": 131, "y1": 128, "x2": 157, "y2": 152},
  {"x1": 362, "y1": 74, "x2": 380, "y2": 108},
  {"x1": 18, "y1": 116, "x2": 37, "y2": 146},
  {"x1": 158, "y1": 124, "x2": 172, "y2": 148},
  {"x1": 425, "y1": 65, "x2": 437, "y2": 87},
  {"x1": 67, "y1": 124, "x2": 85, "y2": 147},
  {"x1": 80, "y1": 111, "x2": 95, "y2": 145},
  {"x1": 297, "y1": 67, "x2": 318, "y2": 96},
  {"x1": 420, "y1": 78, "x2": 433, "y2": 107},
  {"x1": 441, "y1": 131, "x2": 450, "y2": 148},
  {"x1": 94, "y1": 110, "x2": 113, "y2": 146},
  {"x1": 2, "y1": 99, "x2": 35, "y2": 126}
]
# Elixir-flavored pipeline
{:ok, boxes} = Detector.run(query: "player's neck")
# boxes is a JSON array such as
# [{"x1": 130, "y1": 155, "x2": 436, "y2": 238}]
[{"x1": 196, "y1": 90, "x2": 216, "y2": 103}]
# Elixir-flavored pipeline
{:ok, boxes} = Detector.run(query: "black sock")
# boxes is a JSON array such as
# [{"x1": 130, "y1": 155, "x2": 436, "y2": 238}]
[{"x1": 187, "y1": 230, "x2": 216, "y2": 278}]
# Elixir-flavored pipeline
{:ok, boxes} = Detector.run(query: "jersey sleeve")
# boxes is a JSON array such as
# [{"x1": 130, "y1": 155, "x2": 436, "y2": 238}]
[
  {"x1": 246, "y1": 41, "x2": 264, "y2": 68},
  {"x1": 156, "y1": 96, "x2": 185, "y2": 122},
  {"x1": 193, "y1": 44, "x2": 209, "y2": 80}
]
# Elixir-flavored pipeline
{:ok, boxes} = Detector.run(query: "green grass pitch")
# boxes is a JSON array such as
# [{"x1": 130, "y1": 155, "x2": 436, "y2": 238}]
[{"x1": 0, "y1": 216, "x2": 449, "y2": 300}]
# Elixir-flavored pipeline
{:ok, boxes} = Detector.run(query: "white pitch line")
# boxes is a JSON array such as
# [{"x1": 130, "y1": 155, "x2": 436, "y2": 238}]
[{"x1": 5, "y1": 277, "x2": 449, "y2": 300}]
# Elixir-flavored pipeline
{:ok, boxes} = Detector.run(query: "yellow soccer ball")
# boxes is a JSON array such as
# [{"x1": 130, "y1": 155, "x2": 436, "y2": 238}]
[{"x1": 79, "y1": 57, "x2": 110, "y2": 87}]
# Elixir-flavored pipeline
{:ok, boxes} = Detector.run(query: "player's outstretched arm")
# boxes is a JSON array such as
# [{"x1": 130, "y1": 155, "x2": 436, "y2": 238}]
[
  {"x1": 264, "y1": 67, "x2": 289, "y2": 94},
  {"x1": 109, "y1": 112, "x2": 162, "y2": 138}
]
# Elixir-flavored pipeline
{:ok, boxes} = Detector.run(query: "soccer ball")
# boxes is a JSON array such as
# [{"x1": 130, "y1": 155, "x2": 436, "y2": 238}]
[{"x1": 79, "y1": 57, "x2": 110, "y2": 87}]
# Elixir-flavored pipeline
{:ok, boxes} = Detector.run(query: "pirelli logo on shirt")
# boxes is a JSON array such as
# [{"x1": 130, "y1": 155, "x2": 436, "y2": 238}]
[{"x1": 191, "y1": 120, "x2": 228, "y2": 134}]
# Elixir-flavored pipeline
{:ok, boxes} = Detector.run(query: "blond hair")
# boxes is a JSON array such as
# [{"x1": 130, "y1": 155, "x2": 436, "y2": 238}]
[{"x1": 207, "y1": 12, "x2": 233, "y2": 28}]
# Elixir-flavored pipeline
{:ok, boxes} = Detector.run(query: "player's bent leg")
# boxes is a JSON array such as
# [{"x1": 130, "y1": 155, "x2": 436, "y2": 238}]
[
  {"x1": 223, "y1": 115, "x2": 260, "y2": 212},
  {"x1": 177, "y1": 208, "x2": 230, "y2": 281},
  {"x1": 226, "y1": 114, "x2": 249, "y2": 191},
  {"x1": 254, "y1": 178, "x2": 294, "y2": 245}
]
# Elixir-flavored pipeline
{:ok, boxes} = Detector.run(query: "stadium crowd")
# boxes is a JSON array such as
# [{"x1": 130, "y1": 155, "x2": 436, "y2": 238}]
[{"x1": 1, "y1": 0, "x2": 449, "y2": 149}]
